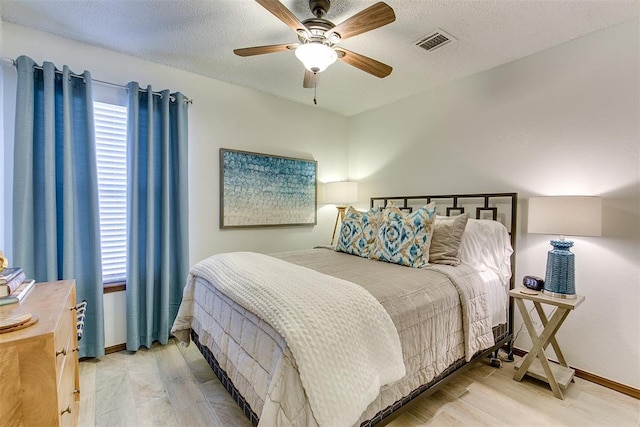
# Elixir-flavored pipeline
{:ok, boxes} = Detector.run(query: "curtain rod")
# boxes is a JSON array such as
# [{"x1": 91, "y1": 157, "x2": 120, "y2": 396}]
[{"x1": 1, "y1": 57, "x2": 193, "y2": 104}]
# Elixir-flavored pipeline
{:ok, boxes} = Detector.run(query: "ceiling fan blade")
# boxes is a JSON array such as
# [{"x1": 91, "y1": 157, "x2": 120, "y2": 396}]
[
  {"x1": 234, "y1": 43, "x2": 297, "y2": 57},
  {"x1": 255, "y1": 0, "x2": 310, "y2": 37},
  {"x1": 325, "y1": 2, "x2": 395, "y2": 41},
  {"x1": 303, "y1": 69, "x2": 315, "y2": 88},
  {"x1": 335, "y1": 48, "x2": 392, "y2": 78}
]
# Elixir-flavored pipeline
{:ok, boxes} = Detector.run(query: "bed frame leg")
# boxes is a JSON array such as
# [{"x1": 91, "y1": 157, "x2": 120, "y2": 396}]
[
  {"x1": 506, "y1": 339, "x2": 515, "y2": 361},
  {"x1": 488, "y1": 338, "x2": 515, "y2": 368},
  {"x1": 489, "y1": 349, "x2": 502, "y2": 368}
]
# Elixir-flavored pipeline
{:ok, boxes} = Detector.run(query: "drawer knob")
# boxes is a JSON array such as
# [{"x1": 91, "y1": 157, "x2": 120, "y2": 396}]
[
  {"x1": 73, "y1": 389, "x2": 80, "y2": 395},
  {"x1": 60, "y1": 405, "x2": 71, "y2": 416},
  {"x1": 56, "y1": 348, "x2": 67, "y2": 357}
]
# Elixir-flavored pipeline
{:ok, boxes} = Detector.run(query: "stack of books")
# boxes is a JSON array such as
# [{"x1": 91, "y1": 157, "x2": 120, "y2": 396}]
[{"x1": 0, "y1": 268, "x2": 35, "y2": 306}]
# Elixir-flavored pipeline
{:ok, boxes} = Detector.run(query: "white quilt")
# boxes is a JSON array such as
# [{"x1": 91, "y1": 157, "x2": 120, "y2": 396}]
[{"x1": 175, "y1": 252, "x2": 406, "y2": 427}]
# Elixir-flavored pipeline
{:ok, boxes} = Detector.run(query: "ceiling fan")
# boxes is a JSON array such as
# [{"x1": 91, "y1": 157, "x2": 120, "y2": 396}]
[{"x1": 234, "y1": 0, "x2": 396, "y2": 88}]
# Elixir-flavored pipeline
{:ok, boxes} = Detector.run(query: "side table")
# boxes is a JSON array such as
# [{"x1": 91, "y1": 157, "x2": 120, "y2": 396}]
[{"x1": 509, "y1": 288, "x2": 585, "y2": 399}]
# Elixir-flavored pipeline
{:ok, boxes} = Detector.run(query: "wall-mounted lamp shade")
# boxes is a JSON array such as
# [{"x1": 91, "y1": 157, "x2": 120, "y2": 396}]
[
  {"x1": 295, "y1": 42, "x2": 338, "y2": 73},
  {"x1": 528, "y1": 196, "x2": 602, "y2": 237},
  {"x1": 325, "y1": 181, "x2": 358, "y2": 205}
]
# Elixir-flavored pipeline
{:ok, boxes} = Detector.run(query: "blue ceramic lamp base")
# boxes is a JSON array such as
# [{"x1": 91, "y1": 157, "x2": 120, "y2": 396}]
[{"x1": 543, "y1": 239, "x2": 577, "y2": 299}]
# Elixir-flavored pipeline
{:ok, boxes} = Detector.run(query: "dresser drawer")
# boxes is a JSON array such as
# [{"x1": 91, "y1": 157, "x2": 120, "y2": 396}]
[
  {"x1": 58, "y1": 340, "x2": 78, "y2": 427},
  {"x1": 54, "y1": 293, "x2": 75, "y2": 387}
]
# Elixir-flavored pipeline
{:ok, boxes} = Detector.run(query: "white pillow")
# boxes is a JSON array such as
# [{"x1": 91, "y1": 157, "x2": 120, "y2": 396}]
[{"x1": 458, "y1": 219, "x2": 513, "y2": 285}]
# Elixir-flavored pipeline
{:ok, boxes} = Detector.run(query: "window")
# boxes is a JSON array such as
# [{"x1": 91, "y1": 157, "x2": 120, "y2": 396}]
[{"x1": 94, "y1": 94, "x2": 128, "y2": 284}]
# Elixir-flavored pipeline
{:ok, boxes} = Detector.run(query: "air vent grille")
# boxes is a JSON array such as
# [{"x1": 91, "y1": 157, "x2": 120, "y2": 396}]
[{"x1": 416, "y1": 29, "x2": 456, "y2": 52}]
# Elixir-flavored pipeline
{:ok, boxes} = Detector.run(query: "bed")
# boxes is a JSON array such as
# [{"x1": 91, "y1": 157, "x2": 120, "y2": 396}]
[{"x1": 171, "y1": 192, "x2": 518, "y2": 427}]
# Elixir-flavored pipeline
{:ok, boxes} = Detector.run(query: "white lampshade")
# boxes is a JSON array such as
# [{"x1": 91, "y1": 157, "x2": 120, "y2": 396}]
[
  {"x1": 295, "y1": 42, "x2": 337, "y2": 73},
  {"x1": 325, "y1": 181, "x2": 358, "y2": 205},
  {"x1": 528, "y1": 196, "x2": 602, "y2": 237}
]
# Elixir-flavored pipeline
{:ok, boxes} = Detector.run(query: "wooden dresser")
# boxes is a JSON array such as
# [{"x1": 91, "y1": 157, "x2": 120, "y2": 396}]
[{"x1": 0, "y1": 280, "x2": 80, "y2": 426}]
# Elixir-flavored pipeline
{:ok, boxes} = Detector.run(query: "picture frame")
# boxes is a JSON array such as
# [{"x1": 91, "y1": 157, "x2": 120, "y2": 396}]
[{"x1": 220, "y1": 148, "x2": 317, "y2": 228}]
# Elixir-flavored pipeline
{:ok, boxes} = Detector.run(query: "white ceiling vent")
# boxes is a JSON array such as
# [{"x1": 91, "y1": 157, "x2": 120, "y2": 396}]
[{"x1": 415, "y1": 29, "x2": 456, "y2": 52}]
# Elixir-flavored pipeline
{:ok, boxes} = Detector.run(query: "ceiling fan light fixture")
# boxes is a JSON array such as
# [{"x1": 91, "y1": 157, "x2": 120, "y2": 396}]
[{"x1": 295, "y1": 42, "x2": 337, "y2": 73}]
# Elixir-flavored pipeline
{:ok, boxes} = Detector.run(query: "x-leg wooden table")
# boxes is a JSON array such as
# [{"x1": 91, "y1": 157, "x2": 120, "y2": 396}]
[{"x1": 510, "y1": 288, "x2": 585, "y2": 399}]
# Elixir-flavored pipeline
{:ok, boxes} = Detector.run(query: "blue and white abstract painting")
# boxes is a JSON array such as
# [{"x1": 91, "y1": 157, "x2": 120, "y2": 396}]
[{"x1": 220, "y1": 149, "x2": 317, "y2": 228}]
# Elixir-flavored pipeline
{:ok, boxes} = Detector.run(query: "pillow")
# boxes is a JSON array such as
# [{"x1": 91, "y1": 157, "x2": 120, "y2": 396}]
[
  {"x1": 429, "y1": 213, "x2": 470, "y2": 266},
  {"x1": 336, "y1": 206, "x2": 382, "y2": 258},
  {"x1": 458, "y1": 219, "x2": 514, "y2": 285},
  {"x1": 372, "y1": 202, "x2": 436, "y2": 268}
]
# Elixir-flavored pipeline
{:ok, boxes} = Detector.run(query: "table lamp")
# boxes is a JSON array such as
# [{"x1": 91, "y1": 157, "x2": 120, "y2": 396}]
[
  {"x1": 528, "y1": 196, "x2": 602, "y2": 299},
  {"x1": 325, "y1": 181, "x2": 358, "y2": 245}
]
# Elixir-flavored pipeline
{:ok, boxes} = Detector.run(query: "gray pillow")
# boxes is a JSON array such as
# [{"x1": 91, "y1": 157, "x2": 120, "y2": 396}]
[{"x1": 429, "y1": 213, "x2": 470, "y2": 266}]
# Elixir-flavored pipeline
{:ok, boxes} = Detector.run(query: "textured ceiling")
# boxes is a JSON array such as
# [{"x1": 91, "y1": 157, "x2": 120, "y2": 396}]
[{"x1": 1, "y1": 0, "x2": 638, "y2": 117}]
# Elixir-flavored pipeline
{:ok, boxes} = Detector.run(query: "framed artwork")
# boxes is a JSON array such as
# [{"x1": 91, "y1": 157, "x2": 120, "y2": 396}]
[{"x1": 220, "y1": 148, "x2": 317, "y2": 228}]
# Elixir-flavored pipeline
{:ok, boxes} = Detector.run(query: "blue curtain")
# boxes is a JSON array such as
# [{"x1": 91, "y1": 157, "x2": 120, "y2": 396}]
[
  {"x1": 13, "y1": 55, "x2": 105, "y2": 357},
  {"x1": 126, "y1": 82, "x2": 189, "y2": 350}
]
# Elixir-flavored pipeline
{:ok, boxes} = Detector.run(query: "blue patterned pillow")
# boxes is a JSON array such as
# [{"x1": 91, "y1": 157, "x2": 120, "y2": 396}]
[
  {"x1": 372, "y1": 202, "x2": 437, "y2": 268},
  {"x1": 336, "y1": 206, "x2": 382, "y2": 258}
]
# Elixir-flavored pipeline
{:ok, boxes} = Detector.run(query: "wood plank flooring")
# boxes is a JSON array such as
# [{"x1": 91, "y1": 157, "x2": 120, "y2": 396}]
[{"x1": 78, "y1": 340, "x2": 639, "y2": 426}]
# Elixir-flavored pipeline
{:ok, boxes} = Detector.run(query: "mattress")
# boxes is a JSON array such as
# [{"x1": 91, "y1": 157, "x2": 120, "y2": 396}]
[{"x1": 172, "y1": 247, "x2": 508, "y2": 426}]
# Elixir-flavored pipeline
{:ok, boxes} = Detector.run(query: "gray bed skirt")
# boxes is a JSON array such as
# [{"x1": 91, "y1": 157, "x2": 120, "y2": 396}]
[{"x1": 190, "y1": 323, "x2": 511, "y2": 427}]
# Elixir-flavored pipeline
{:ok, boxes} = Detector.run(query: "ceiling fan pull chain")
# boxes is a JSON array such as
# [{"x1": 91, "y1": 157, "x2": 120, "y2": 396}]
[{"x1": 313, "y1": 73, "x2": 318, "y2": 105}]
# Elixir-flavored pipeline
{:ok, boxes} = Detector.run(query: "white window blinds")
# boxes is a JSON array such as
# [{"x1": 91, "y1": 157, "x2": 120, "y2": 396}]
[{"x1": 94, "y1": 101, "x2": 128, "y2": 284}]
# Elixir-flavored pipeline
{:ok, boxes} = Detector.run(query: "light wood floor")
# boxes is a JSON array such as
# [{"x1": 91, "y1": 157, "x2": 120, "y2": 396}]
[{"x1": 78, "y1": 340, "x2": 639, "y2": 426}]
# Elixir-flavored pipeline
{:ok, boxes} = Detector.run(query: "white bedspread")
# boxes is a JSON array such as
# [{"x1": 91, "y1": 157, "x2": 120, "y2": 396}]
[{"x1": 173, "y1": 252, "x2": 406, "y2": 427}]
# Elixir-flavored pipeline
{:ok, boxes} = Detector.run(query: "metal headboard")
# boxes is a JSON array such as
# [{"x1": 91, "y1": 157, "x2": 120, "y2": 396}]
[{"x1": 370, "y1": 192, "x2": 518, "y2": 337}]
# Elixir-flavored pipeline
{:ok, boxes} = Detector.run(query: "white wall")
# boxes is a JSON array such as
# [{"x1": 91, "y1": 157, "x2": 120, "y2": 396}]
[
  {"x1": 1, "y1": 23, "x2": 350, "y2": 347},
  {"x1": 349, "y1": 18, "x2": 640, "y2": 389}
]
